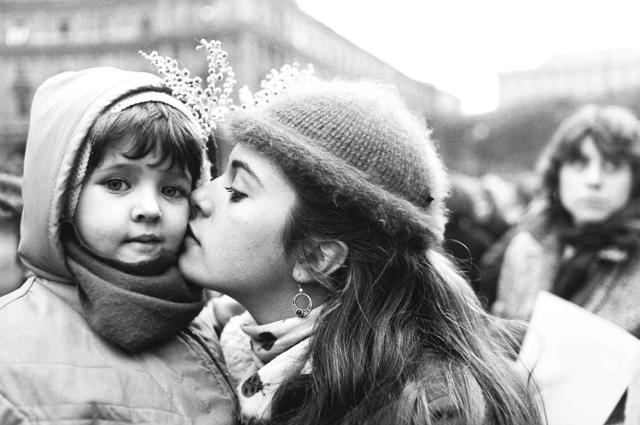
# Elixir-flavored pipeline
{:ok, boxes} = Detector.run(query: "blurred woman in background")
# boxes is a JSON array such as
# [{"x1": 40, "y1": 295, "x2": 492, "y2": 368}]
[
  {"x1": 445, "y1": 173, "x2": 530, "y2": 308},
  {"x1": 492, "y1": 104, "x2": 640, "y2": 424}
]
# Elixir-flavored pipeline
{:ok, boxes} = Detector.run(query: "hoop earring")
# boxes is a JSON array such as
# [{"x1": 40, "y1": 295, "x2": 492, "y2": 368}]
[{"x1": 291, "y1": 284, "x2": 312, "y2": 318}]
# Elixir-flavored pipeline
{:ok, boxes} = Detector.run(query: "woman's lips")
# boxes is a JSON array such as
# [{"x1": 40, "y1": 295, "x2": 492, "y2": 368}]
[{"x1": 577, "y1": 197, "x2": 610, "y2": 209}]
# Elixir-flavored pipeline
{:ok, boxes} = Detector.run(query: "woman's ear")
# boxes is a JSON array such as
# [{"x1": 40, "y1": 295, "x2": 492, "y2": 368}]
[{"x1": 292, "y1": 240, "x2": 349, "y2": 283}]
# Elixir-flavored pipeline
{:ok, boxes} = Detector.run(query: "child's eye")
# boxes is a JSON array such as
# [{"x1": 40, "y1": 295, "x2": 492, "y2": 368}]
[
  {"x1": 162, "y1": 185, "x2": 188, "y2": 198},
  {"x1": 104, "y1": 178, "x2": 130, "y2": 192},
  {"x1": 225, "y1": 186, "x2": 247, "y2": 202}
]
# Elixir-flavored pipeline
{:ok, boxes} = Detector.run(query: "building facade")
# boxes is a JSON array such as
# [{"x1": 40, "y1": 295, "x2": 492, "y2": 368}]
[
  {"x1": 0, "y1": 0, "x2": 459, "y2": 172},
  {"x1": 498, "y1": 49, "x2": 640, "y2": 109}
]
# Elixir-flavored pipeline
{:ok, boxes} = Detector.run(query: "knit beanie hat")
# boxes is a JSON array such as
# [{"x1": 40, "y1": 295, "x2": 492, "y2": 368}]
[{"x1": 226, "y1": 80, "x2": 449, "y2": 244}]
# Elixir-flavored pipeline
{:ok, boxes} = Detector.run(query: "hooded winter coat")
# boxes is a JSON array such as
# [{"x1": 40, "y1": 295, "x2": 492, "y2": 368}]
[{"x1": 0, "y1": 68, "x2": 237, "y2": 424}]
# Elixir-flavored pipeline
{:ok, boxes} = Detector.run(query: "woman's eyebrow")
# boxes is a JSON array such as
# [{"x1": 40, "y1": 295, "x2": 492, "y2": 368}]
[{"x1": 230, "y1": 159, "x2": 263, "y2": 187}]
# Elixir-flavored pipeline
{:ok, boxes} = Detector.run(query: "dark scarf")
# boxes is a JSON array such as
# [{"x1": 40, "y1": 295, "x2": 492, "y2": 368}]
[
  {"x1": 553, "y1": 207, "x2": 640, "y2": 301},
  {"x1": 64, "y1": 232, "x2": 205, "y2": 352}
]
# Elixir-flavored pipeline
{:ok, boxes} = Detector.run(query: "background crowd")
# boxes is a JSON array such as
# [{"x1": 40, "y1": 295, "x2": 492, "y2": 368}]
[{"x1": 3, "y1": 98, "x2": 640, "y2": 423}]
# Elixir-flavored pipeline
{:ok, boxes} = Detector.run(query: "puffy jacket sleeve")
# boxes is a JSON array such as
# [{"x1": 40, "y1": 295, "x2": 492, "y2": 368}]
[{"x1": 0, "y1": 392, "x2": 31, "y2": 425}]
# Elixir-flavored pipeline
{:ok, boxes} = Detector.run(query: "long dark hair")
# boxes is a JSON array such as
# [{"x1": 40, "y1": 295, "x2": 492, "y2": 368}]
[{"x1": 264, "y1": 166, "x2": 544, "y2": 425}]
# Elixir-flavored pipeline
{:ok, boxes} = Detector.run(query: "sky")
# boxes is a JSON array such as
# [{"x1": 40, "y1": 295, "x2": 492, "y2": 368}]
[{"x1": 297, "y1": 0, "x2": 640, "y2": 114}]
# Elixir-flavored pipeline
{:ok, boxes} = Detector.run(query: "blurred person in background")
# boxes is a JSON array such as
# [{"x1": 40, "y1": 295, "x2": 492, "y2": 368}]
[
  {"x1": 444, "y1": 173, "x2": 529, "y2": 308},
  {"x1": 491, "y1": 104, "x2": 640, "y2": 424},
  {"x1": 0, "y1": 172, "x2": 24, "y2": 296}
]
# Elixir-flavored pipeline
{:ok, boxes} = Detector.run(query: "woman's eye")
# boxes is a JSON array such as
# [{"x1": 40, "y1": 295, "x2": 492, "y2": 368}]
[
  {"x1": 162, "y1": 186, "x2": 188, "y2": 198},
  {"x1": 571, "y1": 156, "x2": 587, "y2": 167},
  {"x1": 603, "y1": 160, "x2": 624, "y2": 172},
  {"x1": 104, "y1": 178, "x2": 129, "y2": 191},
  {"x1": 225, "y1": 186, "x2": 247, "y2": 202}
]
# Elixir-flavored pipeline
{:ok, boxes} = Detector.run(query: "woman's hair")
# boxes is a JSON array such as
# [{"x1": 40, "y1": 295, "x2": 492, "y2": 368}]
[
  {"x1": 84, "y1": 91, "x2": 203, "y2": 187},
  {"x1": 537, "y1": 104, "x2": 640, "y2": 223},
  {"x1": 268, "y1": 168, "x2": 543, "y2": 424}
]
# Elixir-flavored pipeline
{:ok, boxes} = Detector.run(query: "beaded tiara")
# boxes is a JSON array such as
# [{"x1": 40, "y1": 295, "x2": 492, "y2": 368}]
[{"x1": 140, "y1": 39, "x2": 316, "y2": 141}]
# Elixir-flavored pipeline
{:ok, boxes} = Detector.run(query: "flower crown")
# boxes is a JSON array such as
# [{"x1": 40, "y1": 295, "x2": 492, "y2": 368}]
[
  {"x1": 238, "y1": 62, "x2": 316, "y2": 109},
  {"x1": 140, "y1": 39, "x2": 316, "y2": 140},
  {"x1": 140, "y1": 39, "x2": 235, "y2": 141}
]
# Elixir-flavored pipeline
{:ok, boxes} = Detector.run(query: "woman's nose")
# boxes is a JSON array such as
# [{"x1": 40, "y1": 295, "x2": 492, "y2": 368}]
[
  {"x1": 131, "y1": 191, "x2": 162, "y2": 222},
  {"x1": 189, "y1": 183, "x2": 215, "y2": 218},
  {"x1": 584, "y1": 162, "x2": 603, "y2": 187}
]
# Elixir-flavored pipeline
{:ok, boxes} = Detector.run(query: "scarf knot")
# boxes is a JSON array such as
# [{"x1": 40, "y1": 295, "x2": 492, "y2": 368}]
[{"x1": 554, "y1": 214, "x2": 640, "y2": 300}]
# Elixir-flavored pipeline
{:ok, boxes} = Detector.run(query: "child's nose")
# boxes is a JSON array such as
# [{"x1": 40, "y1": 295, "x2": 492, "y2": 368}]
[{"x1": 131, "y1": 193, "x2": 162, "y2": 222}]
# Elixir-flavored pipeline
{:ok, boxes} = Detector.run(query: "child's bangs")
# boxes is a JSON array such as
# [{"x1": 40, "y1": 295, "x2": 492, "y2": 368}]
[{"x1": 116, "y1": 103, "x2": 203, "y2": 184}]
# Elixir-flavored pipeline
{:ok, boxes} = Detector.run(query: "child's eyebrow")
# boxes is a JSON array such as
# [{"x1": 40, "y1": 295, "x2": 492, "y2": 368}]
[
  {"x1": 230, "y1": 159, "x2": 263, "y2": 187},
  {"x1": 94, "y1": 162, "x2": 191, "y2": 181},
  {"x1": 158, "y1": 166, "x2": 192, "y2": 181},
  {"x1": 92, "y1": 163, "x2": 138, "y2": 174}
]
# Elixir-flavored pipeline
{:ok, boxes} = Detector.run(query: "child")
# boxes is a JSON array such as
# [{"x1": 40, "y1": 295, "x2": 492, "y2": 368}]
[
  {"x1": 0, "y1": 67, "x2": 236, "y2": 424},
  {"x1": 0, "y1": 172, "x2": 24, "y2": 296}
]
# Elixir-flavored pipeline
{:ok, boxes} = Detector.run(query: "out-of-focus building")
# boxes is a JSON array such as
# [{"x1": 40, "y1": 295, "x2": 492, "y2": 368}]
[
  {"x1": 0, "y1": 0, "x2": 459, "y2": 172},
  {"x1": 498, "y1": 49, "x2": 640, "y2": 109}
]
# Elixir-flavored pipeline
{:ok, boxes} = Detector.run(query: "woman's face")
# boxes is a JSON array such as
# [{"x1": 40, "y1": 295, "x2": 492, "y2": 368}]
[
  {"x1": 179, "y1": 143, "x2": 298, "y2": 298},
  {"x1": 558, "y1": 136, "x2": 633, "y2": 225}
]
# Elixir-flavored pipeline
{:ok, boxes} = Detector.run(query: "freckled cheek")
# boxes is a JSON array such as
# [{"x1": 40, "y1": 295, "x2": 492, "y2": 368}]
[
  {"x1": 216, "y1": 219, "x2": 285, "y2": 262},
  {"x1": 248, "y1": 221, "x2": 288, "y2": 259}
]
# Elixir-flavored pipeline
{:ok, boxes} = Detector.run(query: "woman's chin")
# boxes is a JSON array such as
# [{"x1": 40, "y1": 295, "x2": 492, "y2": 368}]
[
  {"x1": 178, "y1": 252, "x2": 202, "y2": 284},
  {"x1": 571, "y1": 210, "x2": 612, "y2": 226}
]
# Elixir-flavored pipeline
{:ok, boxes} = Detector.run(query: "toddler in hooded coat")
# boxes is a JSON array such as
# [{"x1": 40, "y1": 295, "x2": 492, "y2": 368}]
[{"x1": 0, "y1": 67, "x2": 237, "y2": 424}]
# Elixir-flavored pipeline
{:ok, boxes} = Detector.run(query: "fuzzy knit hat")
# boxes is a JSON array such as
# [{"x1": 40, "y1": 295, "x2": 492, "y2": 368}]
[{"x1": 226, "y1": 80, "x2": 449, "y2": 244}]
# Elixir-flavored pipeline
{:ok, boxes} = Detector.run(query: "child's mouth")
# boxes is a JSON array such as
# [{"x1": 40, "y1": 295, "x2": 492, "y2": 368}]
[{"x1": 127, "y1": 234, "x2": 163, "y2": 244}]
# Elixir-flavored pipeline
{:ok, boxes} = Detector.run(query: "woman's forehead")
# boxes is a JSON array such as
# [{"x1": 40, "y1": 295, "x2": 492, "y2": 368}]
[{"x1": 228, "y1": 144, "x2": 293, "y2": 188}]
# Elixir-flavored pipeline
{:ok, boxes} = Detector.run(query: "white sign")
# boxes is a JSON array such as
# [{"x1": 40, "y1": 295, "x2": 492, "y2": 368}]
[{"x1": 519, "y1": 291, "x2": 640, "y2": 425}]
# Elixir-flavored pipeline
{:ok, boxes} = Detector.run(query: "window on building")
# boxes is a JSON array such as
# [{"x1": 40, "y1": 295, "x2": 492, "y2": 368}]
[
  {"x1": 58, "y1": 19, "x2": 70, "y2": 39},
  {"x1": 140, "y1": 16, "x2": 152, "y2": 36},
  {"x1": 4, "y1": 21, "x2": 29, "y2": 46}
]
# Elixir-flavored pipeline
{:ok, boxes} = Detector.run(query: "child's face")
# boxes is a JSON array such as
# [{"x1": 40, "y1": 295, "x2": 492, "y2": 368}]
[{"x1": 74, "y1": 138, "x2": 192, "y2": 263}]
